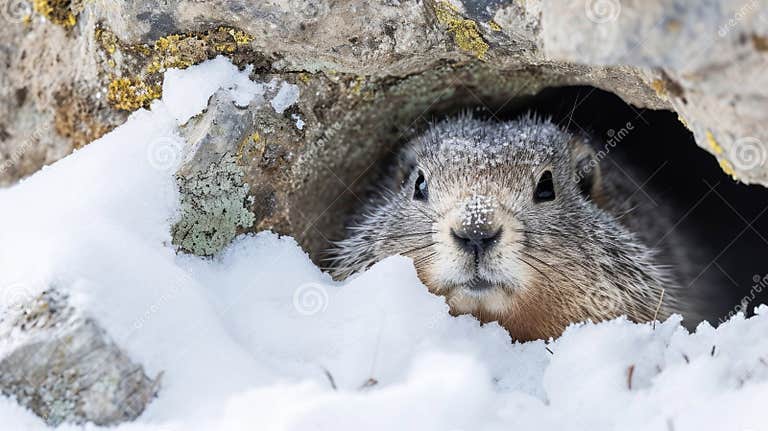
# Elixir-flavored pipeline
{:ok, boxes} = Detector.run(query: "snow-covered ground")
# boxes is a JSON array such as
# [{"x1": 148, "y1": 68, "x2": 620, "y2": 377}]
[{"x1": 0, "y1": 57, "x2": 766, "y2": 431}]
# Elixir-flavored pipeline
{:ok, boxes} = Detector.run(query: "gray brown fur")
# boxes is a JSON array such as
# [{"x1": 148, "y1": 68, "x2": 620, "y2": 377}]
[{"x1": 328, "y1": 113, "x2": 698, "y2": 341}]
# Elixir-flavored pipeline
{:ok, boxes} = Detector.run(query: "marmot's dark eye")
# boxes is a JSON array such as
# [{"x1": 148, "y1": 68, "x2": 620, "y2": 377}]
[
  {"x1": 413, "y1": 170, "x2": 428, "y2": 201},
  {"x1": 533, "y1": 170, "x2": 555, "y2": 203}
]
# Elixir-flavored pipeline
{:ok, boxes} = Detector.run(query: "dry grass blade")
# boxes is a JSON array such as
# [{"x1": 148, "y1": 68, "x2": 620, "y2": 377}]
[{"x1": 652, "y1": 288, "x2": 665, "y2": 330}]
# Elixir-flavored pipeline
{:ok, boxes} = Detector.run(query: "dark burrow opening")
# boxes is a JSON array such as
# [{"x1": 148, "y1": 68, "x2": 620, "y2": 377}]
[
  {"x1": 321, "y1": 84, "x2": 768, "y2": 324},
  {"x1": 514, "y1": 86, "x2": 768, "y2": 324}
]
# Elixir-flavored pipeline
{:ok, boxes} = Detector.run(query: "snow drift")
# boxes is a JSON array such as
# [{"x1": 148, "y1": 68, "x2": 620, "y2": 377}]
[{"x1": 0, "y1": 57, "x2": 765, "y2": 431}]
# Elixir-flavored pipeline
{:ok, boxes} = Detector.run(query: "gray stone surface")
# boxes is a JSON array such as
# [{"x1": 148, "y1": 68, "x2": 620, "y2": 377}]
[
  {"x1": 4, "y1": 0, "x2": 765, "y2": 255},
  {"x1": 539, "y1": 0, "x2": 768, "y2": 185},
  {"x1": 0, "y1": 290, "x2": 159, "y2": 426}
]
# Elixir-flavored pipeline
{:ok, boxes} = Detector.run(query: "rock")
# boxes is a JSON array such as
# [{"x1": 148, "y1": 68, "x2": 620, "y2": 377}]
[
  {"x1": 0, "y1": 290, "x2": 160, "y2": 426},
  {"x1": 0, "y1": 0, "x2": 765, "y2": 251},
  {"x1": 3, "y1": 0, "x2": 766, "y2": 188},
  {"x1": 538, "y1": 0, "x2": 768, "y2": 185},
  {"x1": 173, "y1": 84, "x2": 301, "y2": 256}
]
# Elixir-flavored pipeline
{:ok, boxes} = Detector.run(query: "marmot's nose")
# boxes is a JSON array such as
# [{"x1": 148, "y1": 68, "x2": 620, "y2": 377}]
[{"x1": 451, "y1": 227, "x2": 501, "y2": 255}]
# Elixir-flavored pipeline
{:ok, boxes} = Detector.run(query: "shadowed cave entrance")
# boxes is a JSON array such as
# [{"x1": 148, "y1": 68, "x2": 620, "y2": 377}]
[{"x1": 521, "y1": 87, "x2": 768, "y2": 323}]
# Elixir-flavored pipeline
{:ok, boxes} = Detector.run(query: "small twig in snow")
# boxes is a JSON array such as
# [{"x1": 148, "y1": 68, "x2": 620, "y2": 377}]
[
  {"x1": 323, "y1": 368, "x2": 337, "y2": 391},
  {"x1": 359, "y1": 378, "x2": 378, "y2": 391},
  {"x1": 627, "y1": 364, "x2": 636, "y2": 390}
]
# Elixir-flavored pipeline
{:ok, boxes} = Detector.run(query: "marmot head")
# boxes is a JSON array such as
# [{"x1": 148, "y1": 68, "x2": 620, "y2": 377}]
[
  {"x1": 331, "y1": 113, "x2": 672, "y2": 340},
  {"x1": 395, "y1": 114, "x2": 603, "y2": 312}
]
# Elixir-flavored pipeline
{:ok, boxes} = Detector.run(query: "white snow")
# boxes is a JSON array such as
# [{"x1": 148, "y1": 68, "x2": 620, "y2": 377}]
[
  {"x1": 0, "y1": 57, "x2": 766, "y2": 431},
  {"x1": 461, "y1": 194, "x2": 498, "y2": 229},
  {"x1": 163, "y1": 56, "x2": 264, "y2": 125},
  {"x1": 426, "y1": 113, "x2": 561, "y2": 169},
  {"x1": 292, "y1": 113, "x2": 305, "y2": 130},
  {"x1": 270, "y1": 81, "x2": 300, "y2": 114}
]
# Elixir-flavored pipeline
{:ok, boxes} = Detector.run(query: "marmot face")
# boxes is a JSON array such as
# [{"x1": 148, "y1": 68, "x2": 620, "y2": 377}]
[
  {"x1": 330, "y1": 114, "x2": 676, "y2": 340},
  {"x1": 397, "y1": 115, "x2": 602, "y2": 318}
]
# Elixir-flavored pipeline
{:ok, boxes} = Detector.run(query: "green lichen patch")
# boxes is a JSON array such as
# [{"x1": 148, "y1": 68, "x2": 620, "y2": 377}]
[{"x1": 172, "y1": 154, "x2": 255, "y2": 256}]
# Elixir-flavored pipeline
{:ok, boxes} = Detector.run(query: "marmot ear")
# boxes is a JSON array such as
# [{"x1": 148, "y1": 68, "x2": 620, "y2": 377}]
[{"x1": 569, "y1": 136, "x2": 601, "y2": 200}]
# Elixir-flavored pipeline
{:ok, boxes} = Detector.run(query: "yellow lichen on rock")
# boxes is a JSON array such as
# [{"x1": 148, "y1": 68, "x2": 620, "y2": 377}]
[
  {"x1": 706, "y1": 130, "x2": 724, "y2": 155},
  {"x1": 350, "y1": 76, "x2": 366, "y2": 95},
  {"x1": 107, "y1": 78, "x2": 162, "y2": 111},
  {"x1": 95, "y1": 25, "x2": 119, "y2": 54},
  {"x1": 148, "y1": 27, "x2": 254, "y2": 73},
  {"x1": 53, "y1": 87, "x2": 114, "y2": 150},
  {"x1": 96, "y1": 25, "x2": 254, "y2": 111},
  {"x1": 216, "y1": 27, "x2": 254, "y2": 52},
  {"x1": 33, "y1": 0, "x2": 77, "y2": 27},
  {"x1": 297, "y1": 73, "x2": 311, "y2": 84},
  {"x1": 433, "y1": 1, "x2": 489, "y2": 60},
  {"x1": 719, "y1": 158, "x2": 735, "y2": 177},
  {"x1": 650, "y1": 79, "x2": 667, "y2": 98},
  {"x1": 147, "y1": 34, "x2": 205, "y2": 73},
  {"x1": 237, "y1": 132, "x2": 263, "y2": 164},
  {"x1": 706, "y1": 131, "x2": 737, "y2": 178}
]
